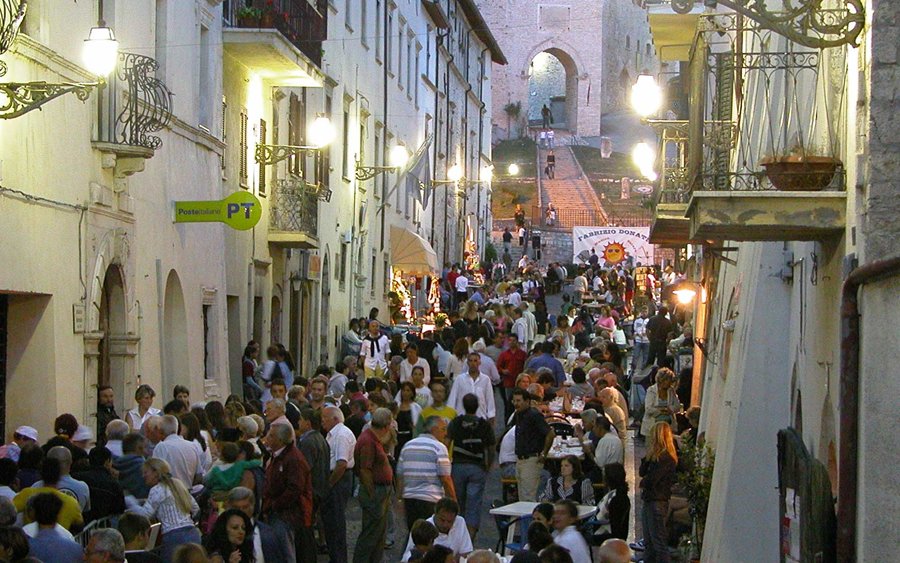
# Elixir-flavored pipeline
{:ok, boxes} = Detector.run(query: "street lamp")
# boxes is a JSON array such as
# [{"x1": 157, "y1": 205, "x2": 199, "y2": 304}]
[
  {"x1": 82, "y1": 23, "x2": 120, "y2": 77},
  {"x1": 632, "y1": 142, "x2": 658, "y2": 181},
  {"x1": 447, "y1": 164, "x2": 464, "y2": 183},
  {"x1": 256, "y1": 115, "x2": 335, "y2": 165},
  {"x1": 355, "y1": 143, "x2": 409, "y2": 181},
  {"x1": 508, "y1": 163, "x2": 520, "y2": 176},
  {"x1": 480, "y1": 165, "x2": 493, "y2": 183},
  {"x1": 1, "y1": 12, "x2": 119, "y2": 119},
  {"x1": 631, "y1": 74, "x2": 663, "y2": 118},
  {"x1": 672, "y1": 279, "x2": 707, "y2": 305}
]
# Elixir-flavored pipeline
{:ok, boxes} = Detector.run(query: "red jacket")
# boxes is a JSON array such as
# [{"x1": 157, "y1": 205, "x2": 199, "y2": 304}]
[
  {"x1": 262, "y1": 443, "x2": 313, "y2": 528},
  {"x1": 497, "y1": 347, "x2": 528, "y2": 388}
]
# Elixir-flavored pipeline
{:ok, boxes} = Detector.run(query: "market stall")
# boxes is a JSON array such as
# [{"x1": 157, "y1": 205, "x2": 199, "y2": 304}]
[{"x1": 388, "y1": 225, "x2": 440, "y2": 333}]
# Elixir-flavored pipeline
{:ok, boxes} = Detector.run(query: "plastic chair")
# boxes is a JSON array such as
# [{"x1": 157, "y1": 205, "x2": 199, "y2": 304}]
[{"x1": 490, "y1": 500, "x2": 529, "y2": 556}]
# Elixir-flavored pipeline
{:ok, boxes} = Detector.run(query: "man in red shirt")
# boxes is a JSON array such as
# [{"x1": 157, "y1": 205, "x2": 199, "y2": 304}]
[
  {"x1": 497, "y1": 336, "x2": 528, "y2": 418},
  {"x1": 352, "y1": 408, "x2": 395, "y2": 563},
  {"x1": 261, "y1": 422, "x2": 315, "y2": 562}
]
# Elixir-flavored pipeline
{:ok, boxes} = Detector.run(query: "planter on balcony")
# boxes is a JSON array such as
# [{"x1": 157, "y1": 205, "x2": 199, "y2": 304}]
[
  {"x1": 760, "y1": 155, "x2": 841, "y2": 192},
  {"x1": 237, "y1": 15, "x2": 260, "y2": 27},
  {"x1": 260, "y1": 12, "x2": 275, "y2": 27}
]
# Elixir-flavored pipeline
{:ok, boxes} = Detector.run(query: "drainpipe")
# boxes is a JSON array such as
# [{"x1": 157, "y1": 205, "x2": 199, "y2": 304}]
[
  {"x1": 837, "y1": 255, "x2": 900, "y2": 562},
  {"x1": 475, "y1": 46, "x2": 489, "y2": 254},
  {"x1": 430, "y1": 28, "x2": 448, "y2": 251}
]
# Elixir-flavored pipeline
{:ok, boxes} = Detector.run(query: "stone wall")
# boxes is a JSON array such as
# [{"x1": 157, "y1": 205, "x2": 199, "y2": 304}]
[{"x1": 600, "y1": 0, "x2": 659, "y2": 113}]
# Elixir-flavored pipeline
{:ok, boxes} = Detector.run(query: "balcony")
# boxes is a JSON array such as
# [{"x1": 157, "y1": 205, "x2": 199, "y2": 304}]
[
  {"x1": 673, "y1": 13, "x2": 849, "y2": 242},
  {"x1": 223, "y1": 0, "x2": 327, "y2": 86},
  {"x1": 268, "y1": 177, "x2": 320, "y2": 248},
  {"x1": 93, "y1": 52, "x2": 173, "y2": 179}
]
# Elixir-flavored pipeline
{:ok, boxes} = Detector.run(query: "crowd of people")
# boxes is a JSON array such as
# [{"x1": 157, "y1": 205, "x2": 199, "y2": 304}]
[{"x1": 0, "y1": 254, "x2": 696, "y2": 563}]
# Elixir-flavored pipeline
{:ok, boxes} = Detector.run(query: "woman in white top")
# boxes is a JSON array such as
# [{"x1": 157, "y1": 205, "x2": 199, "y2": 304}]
[
  {"x1": 128, "y1": 458, "x2": 200, "y2": 561},
  {"x1": 395, "y1": 366, "x2": 433, "y2": 409},
  {"x1": 399, "y1": 343, "x2": 431, "y2": 385},
  {"x1": 126, "y1": 384, "x2": 162, "y2": 431},
  {"x1": 446, "y1": 337, "x2": 470, "y2": 381}
]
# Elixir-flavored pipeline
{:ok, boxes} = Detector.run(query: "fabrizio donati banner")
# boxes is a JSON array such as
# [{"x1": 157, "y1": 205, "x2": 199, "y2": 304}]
[{"x1": 572, "y1": 226, "x2": 654, "y2": 267}]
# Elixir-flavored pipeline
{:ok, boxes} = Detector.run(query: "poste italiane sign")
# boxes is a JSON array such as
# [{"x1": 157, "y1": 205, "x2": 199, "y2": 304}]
[{"x1": 174, "y1": 191, "x2": 262, "y2": 231}]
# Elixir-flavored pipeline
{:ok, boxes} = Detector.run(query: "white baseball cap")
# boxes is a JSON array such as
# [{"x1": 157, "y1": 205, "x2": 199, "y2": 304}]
[
  {"x1": 72, "y1": 425, "x2": 95, "y2": 443},
  {"x1": 14, "y1": 426, "x2": 38, "y2": 442}
]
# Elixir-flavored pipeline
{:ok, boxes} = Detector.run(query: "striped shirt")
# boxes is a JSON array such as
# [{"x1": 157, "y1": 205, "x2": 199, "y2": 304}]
[
  {"x1": 397, "y1": 434, "x2": 451, "y2": 503},
  {"x1": 129, "y1": 483, "x2": 199, "y2": 533}
]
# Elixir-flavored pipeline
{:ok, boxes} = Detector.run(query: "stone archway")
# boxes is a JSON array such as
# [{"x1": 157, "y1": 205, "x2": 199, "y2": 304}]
[
  {"x1": 162, "y1": 270, "x2": 189, "y2": 396},
  {"x1": 527, "y1": 48, "x2": 581, "y2": 132},
  {"x1": 84, "y1": 228, "x2": 139, "y2": 427}
]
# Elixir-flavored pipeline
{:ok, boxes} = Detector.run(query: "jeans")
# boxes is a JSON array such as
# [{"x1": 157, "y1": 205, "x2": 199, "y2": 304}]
[
  {"x1": 403, "y1": 497, "x2": 436, "y2": 534},
  {"x1": 296, "y1": 525, "x2": 317, "y2": 563},
  {"x1": 631, "y1": 341, "x2": 649, "y2": 373},
  {"x1": 161, "y1": 525, "x2": 201, "y2": 563},
  {"x1": 321, "y1": 473, "x2": 352, "y2": 563},
  {"x1": 452, "y1": 463, "x2": 487, "y2": 529},
  {"x1": 641, "y1": 499, "x2": 670, "y2": 563},
  {"x1": 353, "y1": 484, "x2": 391, "y2": 563},
  {"x1": 267, "y1": 517, "x2": 297, "y2": 563}
]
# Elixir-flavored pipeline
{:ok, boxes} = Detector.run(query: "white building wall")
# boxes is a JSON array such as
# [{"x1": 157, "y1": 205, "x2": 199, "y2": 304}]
[{"x1": 0, "y1": 0, "x2": 228, "y2": 438}]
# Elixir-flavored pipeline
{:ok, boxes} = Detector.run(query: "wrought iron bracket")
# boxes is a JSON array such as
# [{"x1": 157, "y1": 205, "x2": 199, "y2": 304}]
[
  {"x1": 0, "y1": 80, "x2": 101, "y2": 119},
  {"x1": 255, "y1": 144, "x2": 322, "y2": 166},
  {"x1": 670, "y1": 0, "x2": 865, "y2": 48},
  {"x1": 355, "y1": 162, "x2": 400, "y2": 181}
]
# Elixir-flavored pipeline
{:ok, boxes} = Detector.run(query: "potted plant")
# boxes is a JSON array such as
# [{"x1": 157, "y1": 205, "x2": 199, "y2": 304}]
[
  {"x1": 260, "y1": 1, "x2": 277, "y2": 27},
  {"x1": 677, "y1": 436, "x2": 716, "y2": 561},
  {"x1": 760, "y1": 144, "x2": 841, "y2": 191},
  {"x1": 236, "y1": 6, "x2": 262, "y2": 27}
]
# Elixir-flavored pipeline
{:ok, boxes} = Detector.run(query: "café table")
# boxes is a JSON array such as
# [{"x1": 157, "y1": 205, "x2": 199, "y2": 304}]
[{"x1": 489, "y1": 501, "x2": 597, "y2": 554}]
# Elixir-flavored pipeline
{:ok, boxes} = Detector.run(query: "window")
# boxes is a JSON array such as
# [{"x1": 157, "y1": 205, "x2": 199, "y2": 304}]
[
  {"x1": 258, "y1": 119, "x2": 267, "y2": 195},
  {"x1": 345, "y1": 0, "x2": 353, "y2": 30},
  {"x1": 359, "y1": 118, "x2": 368, "y2": 173},
  {"x1": 386, "y1": 8, "x2": 393, "y2": 72},
  {"x1": 626, "y1": 35, "x2": 631, "y2": 50},
  {"x1": 339, "y1": 243, "x2": 348, "y2": 290},
  {"x1": 398, "y1": 21, "x2": 405, "y2": 88},
  {"x1": 425, "y1": 26, "x2": 432, "y2": 81},
  {"x1": 322, "y1": 93, "x2": 333, "y2": 189},
  {"x1": 342, "y1": 99, "x2": 351, "y2": 179},
  {"x1": 373, "y1": 126, "x2": 381, "y2": 195},
  {"x1": 239, "y1": 109, "x2": 248, "y2": 187},
  {"x1": 199, "y1": 25, "x2": 211, "y2": 128},
  {"x1": 220, "y1": 96, "x2": 227, "y2": 170},
  {"x1": 375, "y1": 0, "x2": 383, "y2": 61},
  {"x1": 360, "y1": 0, "x2": 368, "y2": 46},
  {"x1": 202, "y1": 304, "x2": 212, "y2": 378},
  {"x1": 414, "y1": 43, "x2": 421, "y2": 106},
  {"x1": 371, "y1": 253, "x2": 378, "y2": 297},
  {"x1": 406, "y1": 35, "x2": 413, "y2": 95},
  {"x1": 383, "y1": 256, "x2": 390, "y2": 296},
  {"x1": 288, "y1": 92, "x2": 306, "y2": 177}
]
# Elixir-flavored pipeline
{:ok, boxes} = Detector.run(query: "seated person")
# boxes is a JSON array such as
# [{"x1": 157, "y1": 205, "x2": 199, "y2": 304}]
[
  {"x1": 407, "y1": 519, "x2": 439, "y2": 563},
  {"x1": 401, "y1": 498, "x2": 473, "y2": 562},
  {"x1": 118, "y1": 512, "x2": 164, "y2": 562},
  {"x1": 539, "y1": 455, "x2": 594, "y2": 505},
  {"x1": 592, "y1": 463, "x2": 630, "y2": 545},
  {"x1": 26, "y1": 493, "x2": 83, "y2": 563},
  {"x1": 13, "y1": 458, "x2": 83, "y2": 531}
]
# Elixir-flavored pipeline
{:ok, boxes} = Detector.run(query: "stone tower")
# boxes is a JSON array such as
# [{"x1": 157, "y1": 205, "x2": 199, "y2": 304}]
[{"x1": 479, "y1": 0, "x2": 657, "y2": 141}]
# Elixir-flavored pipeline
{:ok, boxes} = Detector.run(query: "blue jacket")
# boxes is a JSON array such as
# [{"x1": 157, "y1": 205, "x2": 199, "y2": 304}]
[
  {"x1": 29, "y1": 528, "x2": 83, "y2": 563},
  {"x1": 525, "y1": 353, "x2": 567, "y2": 386}
]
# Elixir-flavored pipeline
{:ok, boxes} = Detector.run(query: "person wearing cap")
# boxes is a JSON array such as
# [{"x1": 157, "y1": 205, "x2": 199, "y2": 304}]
[
  {"x1": 71, "y1": 425, "x2": 95, "y2": 454},
  {"x1": 0, "y1": 426, "x2": 38, "y2": 462}
]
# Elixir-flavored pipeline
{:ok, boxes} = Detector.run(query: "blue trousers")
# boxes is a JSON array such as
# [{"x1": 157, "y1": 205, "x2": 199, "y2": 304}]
[
  {"x1": 160, "y1": 525, "x2": 201, "y2": 563},
  {"x1": 452, "y1": 463, "x2": 487, "y2": 529}
]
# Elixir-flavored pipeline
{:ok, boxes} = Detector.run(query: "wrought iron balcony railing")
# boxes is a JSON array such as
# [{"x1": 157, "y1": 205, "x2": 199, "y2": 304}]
[
  {"x1": 98, "y1": 52, "x2": 173, "y2": 151},
  {"x1": 224, "y1": 0, "x2": 328, "y2": 67},
  {"x1": 270, "y1": 177, "x2": 322, "y2": 237}
]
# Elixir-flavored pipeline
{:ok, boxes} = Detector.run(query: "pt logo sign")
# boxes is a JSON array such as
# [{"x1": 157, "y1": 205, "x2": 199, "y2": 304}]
[{"x1": 174, "y1": 191, "x2": 262, "y2": 231}]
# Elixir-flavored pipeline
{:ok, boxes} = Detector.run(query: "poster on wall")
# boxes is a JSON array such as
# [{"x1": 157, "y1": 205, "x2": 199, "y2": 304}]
[{"x1": 572, "y1": 226, "x2": 654, "y2": 267}]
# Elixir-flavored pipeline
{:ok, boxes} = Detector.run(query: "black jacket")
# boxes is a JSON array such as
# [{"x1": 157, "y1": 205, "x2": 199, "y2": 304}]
[{"x1": 639, "y1": 452, "x2": 677, "y2": 502}]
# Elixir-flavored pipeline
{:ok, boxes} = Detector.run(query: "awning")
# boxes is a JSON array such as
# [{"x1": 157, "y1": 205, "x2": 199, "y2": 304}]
[
  {"x1": 649, "y1": 13, "x2": 700, "y2": 61},
  {"x1": 390, "y1": 225, "x2": 438, "y2": 276}
]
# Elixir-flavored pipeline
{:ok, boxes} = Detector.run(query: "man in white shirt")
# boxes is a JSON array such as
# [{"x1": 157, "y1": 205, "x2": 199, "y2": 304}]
[
  {"x1": 471, "y1": 341, "x2": 500, "y2": 386},
  {"x1": 511, "y1": 308, "x2": 528, "y2": 346},
  {"x1": 454, "y1": 271, "x2": 470, "y2": 309},
  {"x1": 322, "y1": 406, "x2": 357, "y2": 563},
  {"x1": 359, "y1": 319, "x2": 390, "y2": 380},
  {"x1": 552, "y1": 500, "x2": 592, "y2": 563},
  {"x1": 521, "y1": 303, "x2": 538, "y2": 348},
  {"x1": 507, "y1": 286, "x2": 523, "y2": 308},
  {"x1": 104, "y1": 420, "x2": 129, "y2": 458},
  {"x1": 401, "y1": 497, "x2": 473, "y2": 561},
  {"x1": 400, "y1": 343, "x2": 431, "y2": 385},
  {"x1": 593, "y1": 417, "x2": 624, "y2": 469},
  {"x1": 447, "y1": 354, "x2": 496, "y2": 425},
  {"x1": 150, "y1": 415, "x2": 203, "y2": 490}
]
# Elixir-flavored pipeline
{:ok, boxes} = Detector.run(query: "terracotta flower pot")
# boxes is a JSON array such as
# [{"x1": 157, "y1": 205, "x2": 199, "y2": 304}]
[
  {"x1": 260, "y1": 12, "x2": 275, "y2": 27},
  {"x1": 237, "y1": 15, "x2": 259, "y2": 27},
  {"x1": 760, "y1": 155, "x2": 841, "y2": 191}
]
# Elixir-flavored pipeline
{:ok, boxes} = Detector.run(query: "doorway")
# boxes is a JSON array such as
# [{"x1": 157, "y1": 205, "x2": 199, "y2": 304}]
[
  {"x1": 320, "y1": 254, "x2": 331, "y2": 365},
  {"x1": 527, "y1": 49, "x2": 579, "y2": 130},
  {"x1": 163, "y1": 270, "x2": 188, "y2": 394}
]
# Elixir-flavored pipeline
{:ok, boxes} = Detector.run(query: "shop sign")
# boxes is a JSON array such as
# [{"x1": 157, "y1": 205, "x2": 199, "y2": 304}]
[{"x1": 174, "y1": 191, "x2": 262, "y2": 230}]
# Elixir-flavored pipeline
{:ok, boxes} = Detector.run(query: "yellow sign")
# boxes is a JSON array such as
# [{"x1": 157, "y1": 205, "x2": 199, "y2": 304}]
[{"x1": 174, "y1": 191, "x2": 262, "y2": 231}]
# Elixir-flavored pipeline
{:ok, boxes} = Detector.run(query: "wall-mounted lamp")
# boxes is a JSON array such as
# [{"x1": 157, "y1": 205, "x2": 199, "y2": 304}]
[
  {"x1": 672, "y1": 279, "x2": 707, "y2": 304},
  {"x1": 356, "y1": 143, "x2": 409, "y2": 181},
  {"x1": 256, "y1": 115, "x2": 336, "y2": 166}
]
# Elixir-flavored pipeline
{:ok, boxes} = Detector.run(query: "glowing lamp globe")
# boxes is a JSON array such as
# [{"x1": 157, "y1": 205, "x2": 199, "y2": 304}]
[
  {"x1": 389, "y1": 145, "x2": 410, "y2": 169},
  {"x1": 308, "y1": 116, "x2": 336, "y2": 148},
  {"x1": 631, "y1": 74, "x2": 663, "y2": 118},
  {"x1": 83, "y1": 26, "x2": 119, "y2": 77}
]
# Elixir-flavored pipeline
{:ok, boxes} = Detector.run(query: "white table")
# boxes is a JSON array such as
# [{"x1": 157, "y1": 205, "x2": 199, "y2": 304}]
[{"x1": 489, "y1": 502, "x2": 597, "y2": 550}]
